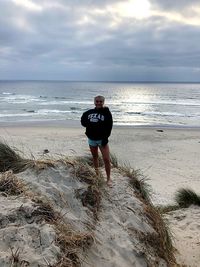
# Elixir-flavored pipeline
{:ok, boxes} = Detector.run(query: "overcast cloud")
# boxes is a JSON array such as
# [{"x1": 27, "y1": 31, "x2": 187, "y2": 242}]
[{"x1": 0, "y1": 0, "x2": 200, "y2": 81}]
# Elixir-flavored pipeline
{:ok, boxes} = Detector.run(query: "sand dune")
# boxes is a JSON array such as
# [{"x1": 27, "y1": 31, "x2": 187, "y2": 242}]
[{"x1": 0, "y1": 142, "x2": 176, "y2": 266}]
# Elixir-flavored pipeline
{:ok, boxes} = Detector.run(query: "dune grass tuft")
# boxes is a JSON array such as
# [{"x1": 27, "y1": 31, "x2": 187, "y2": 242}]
[
  {"x1": 73, "y1": 161, "x2": 96, "y2": 184},
  {"x1": 72, "y1": 158, "x2": 105, "y2": 188},
  {"x1": 144, "y1": 204, "x2": 175, "y2": 265},
  {"x1": 72, "y1": 158, "x2": 102, "y2": 219},
  {"x1": 32, "y1": 199, "x2": 60, "y2": 222},
  {"x1": 54, "y1": 222, "x2": 94, "y2": 267},
  {"x1": 75, "y1": 155, "x2": 104, "y2": 168},
  {"x1": 75, "y1": 152, "x2": 119, "y2": 168},
  {"x1": 156, "y1": 204, "x2": 180, "y2": 214},
  {"x1": 32, "y1": 159, "x2": 56, "y2": 171},
  {"x1": 175, "y1": 188, "x2": 200, "y2": 208},
  {"x1": 9, "y1": 247, "x2": 30, "y2": 267},
  {"x1": 76, "y1": 185, "x2": 101, "y2": 220},
  {"x1": 120, "y1": 164, "x2": 151, "y2": 202},
  {"x1": 0, "y1": 142, "x2": 33, "y2": 173},
  {"x1": 156, "y1": 188, "x2": 200, "y2": 214},
  {"x1": 109, "y1": 152, "x2": 119, "y2": 168},
  {"x1": 0, "y1": 171, "x2": 26, "y2": 196}
]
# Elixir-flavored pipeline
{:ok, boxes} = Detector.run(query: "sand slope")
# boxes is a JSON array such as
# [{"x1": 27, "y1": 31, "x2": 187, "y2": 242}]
[
  {"x1": 83, "y1": 169, "x2": 158, "y2": 267},
  {"x1": 0, "y1": 156, "x2": 173, "y2": 266},
  {"x1": 165, "y1": 206, "x2": 200, "y2": 267}
]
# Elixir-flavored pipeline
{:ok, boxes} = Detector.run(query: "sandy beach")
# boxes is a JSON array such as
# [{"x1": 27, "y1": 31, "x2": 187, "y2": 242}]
[
  {"x1": 0, "y1": 122, "x2": 200, "y2": 266},
  {"x1": 0, "y1": 122, "x2": 199, "y2": 205}
]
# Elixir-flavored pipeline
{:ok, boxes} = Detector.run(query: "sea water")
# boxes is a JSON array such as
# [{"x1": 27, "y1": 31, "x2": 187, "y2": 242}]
[{"x1": 0, "y1": 80, "x2": 200, "y2": 127}]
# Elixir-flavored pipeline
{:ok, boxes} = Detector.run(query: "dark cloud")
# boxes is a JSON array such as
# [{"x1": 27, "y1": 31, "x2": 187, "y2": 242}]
[
  {"x1": 0, "y1": 0, "x2": 200, "y2": 81},
  {"x1": 150, "y1": 0, "x2": 200, "y2": 11}
]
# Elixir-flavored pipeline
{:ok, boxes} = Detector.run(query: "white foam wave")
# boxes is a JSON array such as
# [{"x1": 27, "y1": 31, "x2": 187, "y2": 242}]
[
  {"x1": 141, "y1": 111, "x2": 194, "y2": 117},
  {"x1": 2, "y1": 94, "x2": 41, "y2": 104},
  {"x1": 0, "y1": 113, "x2": 33, "y2": 118},
  {"x1": 122, "y1": 100, "x2": 200, "y2": 106},
  {"x1": 37, "y1": 109, "x2": 71, "y2": 114},
  {"x1": 2, "y1": 92, "x2": 15, "y2": 95}
]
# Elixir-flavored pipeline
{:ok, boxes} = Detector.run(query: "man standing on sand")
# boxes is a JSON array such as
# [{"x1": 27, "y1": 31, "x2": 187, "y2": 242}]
[{"x1": 81, "y1": 95, "x2": 113, "y2": 186}]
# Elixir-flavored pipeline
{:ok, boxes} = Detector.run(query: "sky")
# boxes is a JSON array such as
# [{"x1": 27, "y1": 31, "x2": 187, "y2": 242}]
[{"x1": 1, "y1": 0, "x2": 200, "y2": 82}]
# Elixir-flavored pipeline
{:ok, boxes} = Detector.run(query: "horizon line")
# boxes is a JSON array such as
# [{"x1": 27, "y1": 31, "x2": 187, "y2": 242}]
[{"x1": 1, "y1": 79, "x2": 200, "y2": 83}]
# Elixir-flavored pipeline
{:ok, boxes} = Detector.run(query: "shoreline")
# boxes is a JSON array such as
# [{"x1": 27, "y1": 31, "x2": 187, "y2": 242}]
[{"x1": 0, "y1": 119, "x2": 200, "y2": 130}]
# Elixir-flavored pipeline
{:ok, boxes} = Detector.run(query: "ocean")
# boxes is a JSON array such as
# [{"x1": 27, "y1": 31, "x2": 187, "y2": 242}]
[{"x1": 0, "y1": 80, "x2": 200, "y2": 127}]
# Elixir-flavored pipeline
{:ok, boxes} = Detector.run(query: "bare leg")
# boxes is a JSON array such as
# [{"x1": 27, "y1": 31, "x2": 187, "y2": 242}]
[
  {"x1": 89, "y1": 145, "x2": 99, "y2": 175},
  {"x1": 99, "y1": 144, "x2": 111, "y2": 185}
]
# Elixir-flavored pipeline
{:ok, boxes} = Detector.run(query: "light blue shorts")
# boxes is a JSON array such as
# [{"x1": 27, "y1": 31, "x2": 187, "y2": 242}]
[{"x1": 88, "y1": 138, "x2": 102, "y2": 147}]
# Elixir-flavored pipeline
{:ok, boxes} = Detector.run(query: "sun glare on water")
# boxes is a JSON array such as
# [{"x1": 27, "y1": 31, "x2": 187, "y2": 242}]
[{"x1": 115, "y1": 0, "x2": 151, "y2": 19}]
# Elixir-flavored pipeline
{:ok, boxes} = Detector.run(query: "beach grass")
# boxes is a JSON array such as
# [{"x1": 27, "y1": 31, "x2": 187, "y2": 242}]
[
  {"x1": 120, "y1": 163, "x2": 151, "y2": 202},
  {"x1": 54, "y1": 222, "x2": 94, "y2": 267},
  {"x1": 175, "y1": 188, "x2": 200, "y2": 208},
  {"x1": 72, "y1": 157, "x2": 103, "y2": 219},
  {"x1": 75, "y1": 154, "x2": 104, "y2": 168},
  {"x1": 73, "y1": 161, "x2": 96, "y2": 185},
  {"x1": 144, "y1": 204, "x2": 175, "y2": 265},
  {"x1": 0, "y1": 142, "x2": 33, "y2": 173},
  {"x1": 32, "y1": 198, "x2": 60, "y2": 222},
  {"x1": 0, "y1": 171, "x2": 27, "y2": 196},
  {"x1": 156, "y1": 204, "x2": 180, "y2": 214},
  {"x1": 156, "y1": 188, "x2": 200, "y2": 214},
  {"x1": 110, "y1": 152, "x2": 119, "y2": 168}
]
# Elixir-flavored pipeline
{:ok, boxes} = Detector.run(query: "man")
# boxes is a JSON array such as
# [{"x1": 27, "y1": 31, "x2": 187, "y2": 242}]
[{"x1": 81, "y1": 95, "x2": 113, "y2": 186}]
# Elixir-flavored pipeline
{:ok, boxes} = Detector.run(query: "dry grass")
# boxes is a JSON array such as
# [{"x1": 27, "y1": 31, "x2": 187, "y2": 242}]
[
  {"x1": 32, "y1": 199, "x2": 60, "y2": 222},
  {"x1": 70, "y1": 157, "x2": 103, "y2": 219},
  {"x1": 109, "y1": 152, "x2": 119, "y2": 168},
  {"x1": 120, "y1": 164, "x2": 151, "y2": 202},
  {"x1": 72, "y1": 158, "x2": 104, "y2": 188},
  {"x1": 10, "y1": 247, "x2": 20, "y2": 266},
  {"x1": 144, "y1": 204, "x2": 175, "y2": 266},
  {"x1": 31, "y1": 159, "x2": 56, "y2": 171},
  {"x1": 75, "y1": 153, "x2": 119, "y2": 169},
  {"x1": 156, "y1": 205, "x2": 180, "y2": 214},
  {"x1": 54, "y1": 221, "x2": 94, "y2": 267},
  {"x1": 0, "y1": 171, "x2": 27, "y2": 196},
  {"x1": 0, "y1": 141, "x2": 59, "y2": 174},
  {"x1": 0, "y1": 142, "x2": 33, "y2": 173},
  {"x1": 76, "y1": 185, "x2": 101, "y2": 220},
  {"x1": 75, "y1": 155, "x2": 104, "y2": 168},
  {"x1": 9, "y1": 247, "x2": 30, "y2": 267},
  {"x1": 73, "y1": 161, "x2": 96, "y2": 185}
]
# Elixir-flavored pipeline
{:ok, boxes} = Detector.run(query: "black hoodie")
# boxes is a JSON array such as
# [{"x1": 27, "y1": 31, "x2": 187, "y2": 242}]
[{"x1": 81, "y1": 107, "x2": 113, "y2": 140}]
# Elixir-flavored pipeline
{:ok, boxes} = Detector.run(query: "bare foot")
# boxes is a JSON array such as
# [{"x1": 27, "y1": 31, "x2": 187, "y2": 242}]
[{"x1": 106, "y1": 179, "x2": 112, "y2": 187}]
